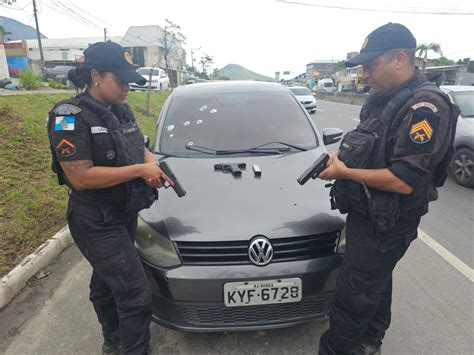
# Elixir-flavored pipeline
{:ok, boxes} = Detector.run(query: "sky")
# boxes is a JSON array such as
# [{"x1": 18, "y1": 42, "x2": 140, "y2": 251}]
[{"x1": 1, "y1": 0, "x2": 473, "y2": 77}]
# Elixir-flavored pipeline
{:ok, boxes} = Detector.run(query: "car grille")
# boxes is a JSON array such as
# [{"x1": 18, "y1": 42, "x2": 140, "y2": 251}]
[
  {"x1": 302, "y1": 101, "x2": 313, "y2": 105},
  {"x1": 177, "y1": 292, "x2": 333, "y2": 326},
  {"x1": 175, "y1": 232, "x2": 339, "y2": 265}
]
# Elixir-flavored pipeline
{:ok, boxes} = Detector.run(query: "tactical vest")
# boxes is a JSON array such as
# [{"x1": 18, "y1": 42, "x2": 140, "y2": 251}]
[
  {"x1": 331, "y1": 81, "x2": 459, "y2": 233},
  {"x1": 47, "y1": 95, "x2": 157, "y2": 212}
]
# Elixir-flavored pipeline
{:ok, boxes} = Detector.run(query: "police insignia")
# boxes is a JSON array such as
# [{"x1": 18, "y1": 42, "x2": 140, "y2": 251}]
[
  {"x1": 409, "y1": 119, "x2": 433, "y2": 144},
  {"x1": 106, "y1": 150, "x2": 116, "y2": 160},
  {"x1": 56, "y1": 139, "x2": 76, "y2": 157},
  {"x1": 410, "y1": 101, "x2": 438, "y2": 113},
  {"x1": 53, "y1": 104, "x2": 81, "y2": 115}
]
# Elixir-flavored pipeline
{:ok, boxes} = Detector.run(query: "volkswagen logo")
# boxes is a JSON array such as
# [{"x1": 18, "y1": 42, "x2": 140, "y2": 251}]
[{"x1": 248, "y1": 236, "x2": 273, "y2": 266}]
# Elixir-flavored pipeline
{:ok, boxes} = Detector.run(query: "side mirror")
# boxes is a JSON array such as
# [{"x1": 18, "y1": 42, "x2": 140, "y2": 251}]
[
  {"x1": 144, "y1": 135, "x2": 150, "y2": 149},
  {"x1": 323, "y1": 128, "x2": 343, "y2": 145}
]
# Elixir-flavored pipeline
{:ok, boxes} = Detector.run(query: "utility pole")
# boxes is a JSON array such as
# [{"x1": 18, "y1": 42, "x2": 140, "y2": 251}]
[
  {"x1": 104, "y1": 28, "x2": 107, "y2": 41},
  {"x1": 32, "y1": 0, "x2": 45, "y2": 75}
]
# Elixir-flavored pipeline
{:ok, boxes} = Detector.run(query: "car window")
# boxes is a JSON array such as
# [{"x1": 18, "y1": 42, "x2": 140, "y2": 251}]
[
  {"x1": 451, "y1": 91, "x2": 474, "y2": 118},
  {"x1": 289, "y1": 88, "x2": 312, "y2": 96},
  {"x1": 159, "y1": 91, "x2": 318, "y2": 156}
]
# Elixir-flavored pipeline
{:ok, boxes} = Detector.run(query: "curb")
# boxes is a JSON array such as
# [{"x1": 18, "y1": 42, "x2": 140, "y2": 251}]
[{"x1": 0, "y1": 225, "x2": 73, "y2": 309}]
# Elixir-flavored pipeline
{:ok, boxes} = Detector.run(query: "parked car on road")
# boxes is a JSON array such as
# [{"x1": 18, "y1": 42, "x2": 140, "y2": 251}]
[
  {"x1": 130, "y1": 67, "x2": 170, "y2": 91},
  {"x1": 441, "y1": 86, "x2": 474, "y2": 188},
  {"x1": 135, "y1": 81, "x2": 345, "y2": 331},
  {"x1": 45, "y1": 65, "x2": 75, "y2": 83},
  {"x1": 289, "y1": 86, "x2": 317, "y2": 114}
]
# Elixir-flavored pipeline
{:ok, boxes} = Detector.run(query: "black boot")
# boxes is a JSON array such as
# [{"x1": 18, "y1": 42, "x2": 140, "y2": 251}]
[{"x1": 102, "y1": 333, "x2": 121, "y2": 355}]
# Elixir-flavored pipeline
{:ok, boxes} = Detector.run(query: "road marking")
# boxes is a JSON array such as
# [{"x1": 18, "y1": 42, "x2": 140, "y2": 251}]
[
  {"x1": 418, "y1": 228, "x2": 473, "y2": 282},
  {"x1": 316, "y1": 108, "x2": 325, "y2": 112},
  {"x1": 352, "y1": 118, "x2": 360, "y2": 122}
]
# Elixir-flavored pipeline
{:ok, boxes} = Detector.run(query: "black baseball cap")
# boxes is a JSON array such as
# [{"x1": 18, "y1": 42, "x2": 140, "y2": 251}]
[
  {"x1": 345, "y1": 23, "x2": 416, "y2": 68},
  {"x1": 83, "y1": 41, "x2": 146, "y2": 85}
]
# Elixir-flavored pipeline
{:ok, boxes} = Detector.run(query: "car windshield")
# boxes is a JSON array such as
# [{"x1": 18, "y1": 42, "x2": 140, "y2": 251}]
[
  {"x1": 451, "y1": 91, "x2": 474, "y2": 118},
  {"x1": 290, "y1": 88, "x2": 312, "y2": 96},
  {"x1": 137, "y1": 68, "x2": 160, "y2": 76},
  {"x1": 158, "y1": 91, "x2": 318, "y2": 156},
  {"x1": 323, "y1": 82, "x2": 333, "y2": 87}
]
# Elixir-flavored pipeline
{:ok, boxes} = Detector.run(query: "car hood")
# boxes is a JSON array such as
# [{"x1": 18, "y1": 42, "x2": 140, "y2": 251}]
[
  {"x1": 139, "y1": 149, "x2": 344, "y2": 242},
  {"x1": 295, "y1": 95, "x2": 315, "y2": 102}
]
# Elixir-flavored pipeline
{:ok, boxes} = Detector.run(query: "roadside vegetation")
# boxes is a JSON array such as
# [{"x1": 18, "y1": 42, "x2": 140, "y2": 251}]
[{"x1": 0, "y1": 91, "x2": 169, "y2": 276}]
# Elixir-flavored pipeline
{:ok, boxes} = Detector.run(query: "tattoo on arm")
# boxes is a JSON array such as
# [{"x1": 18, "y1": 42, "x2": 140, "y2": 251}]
[{"x1": 60, "y1": 160, "x2": 93, "y2": 175}]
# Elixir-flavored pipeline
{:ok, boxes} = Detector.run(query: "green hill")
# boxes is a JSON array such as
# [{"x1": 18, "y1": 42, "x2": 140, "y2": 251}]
[
  {"x1": 214, "y1": 64, "x2": 273, "y2": 81},
  {"x1": 0, "y1": 16, "x2": 47, "y2": 41}
]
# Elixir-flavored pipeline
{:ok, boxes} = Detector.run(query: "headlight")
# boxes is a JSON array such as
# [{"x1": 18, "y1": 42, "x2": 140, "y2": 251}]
[
  {"x1": 134, "y1": 216, "x2": 182, "y2": 267},
  {"x1": 336, "y1": 226, "x2": 346, "y2": 254}
]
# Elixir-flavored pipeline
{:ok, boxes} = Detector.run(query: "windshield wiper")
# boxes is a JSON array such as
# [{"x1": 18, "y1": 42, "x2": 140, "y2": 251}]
[
  {"x1": 250, "y1": 141, "x2": 308, "y2": 151},
  {"x1": 185, "y1": 145, "x2": 217, "y2": 155},
  {"x1": 184, "y1": 144, "x2": 289, "y2": 155}
]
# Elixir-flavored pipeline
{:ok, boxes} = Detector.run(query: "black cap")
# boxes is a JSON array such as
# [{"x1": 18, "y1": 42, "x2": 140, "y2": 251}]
[
  {"x1": 83, "y1": 41, "x2": 146, "y2": 85},
  {"x1": 345, "y1": 23, "x2": 416, "y2": 68}
]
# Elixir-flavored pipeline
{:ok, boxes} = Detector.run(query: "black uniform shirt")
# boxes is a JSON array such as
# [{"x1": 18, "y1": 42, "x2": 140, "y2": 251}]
[
  {"x1": 382, "y1": 70, "x2": 453, "y2": 188},
  {"x1": 48, "y1": 94, "x2": 138, "y2": 204}
]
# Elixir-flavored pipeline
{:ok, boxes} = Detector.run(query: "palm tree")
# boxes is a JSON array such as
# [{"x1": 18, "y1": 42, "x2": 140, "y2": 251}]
[{"x1": 416, "y1": 43, "x2": 443, "y2": 71}]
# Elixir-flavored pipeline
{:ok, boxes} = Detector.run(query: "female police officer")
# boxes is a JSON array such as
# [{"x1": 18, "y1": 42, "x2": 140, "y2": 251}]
[{"x1": 47, "y1": 41, "x2": 173, "y2": 355}]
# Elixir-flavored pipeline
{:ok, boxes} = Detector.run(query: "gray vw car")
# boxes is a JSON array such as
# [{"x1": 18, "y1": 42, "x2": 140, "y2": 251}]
[{"x1": 135, "y1": 81, "x2": 346, "y2": 331}]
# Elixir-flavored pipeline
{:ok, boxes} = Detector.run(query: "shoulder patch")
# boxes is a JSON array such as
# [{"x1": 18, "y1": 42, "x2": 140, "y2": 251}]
[
  {"x1": 410, "y1": 101, "x2": 438, "y2": 113},
  {"x1": 409, "y1": 119, "x2": 433, "y2": 144},
  {"x1": 53, "y1": 103, "x2": 81, "y2": 115},
  {"x1": 55, "y1": 116, "x2": 75, "y2": 131},
  {"x1": 56, "y1": 139, "x2": 76, "y2": 157}
]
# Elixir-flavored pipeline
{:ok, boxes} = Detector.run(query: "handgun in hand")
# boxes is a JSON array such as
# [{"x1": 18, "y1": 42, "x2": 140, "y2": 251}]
[
  {"x1": 297, "y1": 153, "x2": 330, "y2": 185},
  {"x1": 159, "y1": 161, "x2": 186, "y2": 197}
]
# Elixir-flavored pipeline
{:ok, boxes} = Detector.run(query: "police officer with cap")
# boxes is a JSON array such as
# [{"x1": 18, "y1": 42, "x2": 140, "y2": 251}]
[
  {"x1": 318, "y1": 23, "x2": 458, "y2": 354},
  {"x1": 47, "y1": 41, "x2": 174, "y2": 354}
]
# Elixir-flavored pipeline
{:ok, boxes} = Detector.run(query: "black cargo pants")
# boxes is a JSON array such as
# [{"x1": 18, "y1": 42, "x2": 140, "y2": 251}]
[
  {"x1": 67, "y1": 197, "x2": 152, "y2": 355},
  {"x1": 319, "y1": 211, "x2": 420, "y2": 355}
]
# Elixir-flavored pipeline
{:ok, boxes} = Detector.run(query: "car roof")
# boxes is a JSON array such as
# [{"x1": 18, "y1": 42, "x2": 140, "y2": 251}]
[
  {"x1": 172, "y1": 81, "x2": 288, "y2": 96},
  {"x1": 440, "y1": 85, "x2": 474, "y2": 93}
]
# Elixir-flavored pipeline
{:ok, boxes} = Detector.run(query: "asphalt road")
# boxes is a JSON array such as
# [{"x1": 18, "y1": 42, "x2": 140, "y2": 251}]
[{"x1": 0, "y1": 100, "x2": 472, "y2": 355}]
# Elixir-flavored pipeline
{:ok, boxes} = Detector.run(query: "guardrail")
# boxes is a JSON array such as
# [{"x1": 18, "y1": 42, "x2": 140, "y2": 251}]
[{"x1": 315, "y1": 91, "x2": 368, "y2": 106}]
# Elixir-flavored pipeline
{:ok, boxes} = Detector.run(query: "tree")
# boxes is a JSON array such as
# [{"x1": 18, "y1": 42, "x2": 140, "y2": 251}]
[
  {"x1": 437, "y1": 56, "x2": 455, "y2": 66},
  {"x1": 335, "y1": 60, "x2": 346, "y2": 72},
  {"x1": 161, "y1": 19, "x2": 186, "y2": 79},
  {"x1": 199, "y1": 54, "x2": 213, "y2": 76},
  {"x1": 456, "y1": 58, "x2": 471, "y2": 65},
  {"x1": 416, "y1": 43, "x2": 442, "y2": 71},
  {"x1": 1, "y1": 0, "x2": 17, "y2": 5}
]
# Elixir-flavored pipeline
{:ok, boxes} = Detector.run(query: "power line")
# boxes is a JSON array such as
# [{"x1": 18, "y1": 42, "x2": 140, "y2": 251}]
[{"x1": 276, "y1": 0, "x2": 474, "y2": 15}]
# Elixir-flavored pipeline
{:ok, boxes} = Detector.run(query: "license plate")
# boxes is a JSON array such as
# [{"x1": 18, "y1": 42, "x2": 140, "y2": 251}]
[{"x1": 223, "y1": 278, "x2": 302, "y2": 307}]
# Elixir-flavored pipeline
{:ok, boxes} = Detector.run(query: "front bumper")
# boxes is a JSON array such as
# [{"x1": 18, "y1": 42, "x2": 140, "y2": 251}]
[
  {"x1": 303, "y1": 103, "x2": 316, "y2": 112},
  {"x1": 142, "y1": 255, "x2": 342, "y2": 331}
]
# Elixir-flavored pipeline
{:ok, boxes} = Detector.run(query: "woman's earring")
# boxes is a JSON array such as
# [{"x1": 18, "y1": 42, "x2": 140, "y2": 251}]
[{"x1": 94, "y1": 82, "x2": 99, "y2": 87}]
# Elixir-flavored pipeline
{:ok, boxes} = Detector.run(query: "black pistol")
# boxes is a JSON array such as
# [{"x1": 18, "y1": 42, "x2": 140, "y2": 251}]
[
  {"x1": 297, "y1": 153, "x2": 330, "y2": 185},
  {"x1": 159, "y1": 161, "x2": 186, "y2": 197},
  {"x1": 214, "y1": 163, "x2": 246, "y2": 177}
]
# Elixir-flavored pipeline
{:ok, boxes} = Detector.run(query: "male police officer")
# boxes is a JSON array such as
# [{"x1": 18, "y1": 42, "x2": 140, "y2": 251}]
[{"x1": 318, "y1": 23, "x2": 458, "y2": 354}]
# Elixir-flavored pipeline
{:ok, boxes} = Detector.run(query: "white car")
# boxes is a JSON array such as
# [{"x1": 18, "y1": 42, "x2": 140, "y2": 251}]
[
  {"x1": 289, "y1": 86, "x2": 317, "y2": 114},
  {"x1": 130, "y1": 67, "x2": 170, "y2": 91},
  {"x1": 441, "y1": 85, "x2": 474, "y2": 188}
]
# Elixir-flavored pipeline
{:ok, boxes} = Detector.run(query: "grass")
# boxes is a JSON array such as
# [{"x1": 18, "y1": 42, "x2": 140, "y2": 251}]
[{"x1": 0, "y1": 90, "x2": 170, "y2": 276}]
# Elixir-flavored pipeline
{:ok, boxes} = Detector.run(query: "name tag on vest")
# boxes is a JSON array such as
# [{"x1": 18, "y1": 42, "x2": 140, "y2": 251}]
[{"x1": 91, "y1": 126, "x2": 109, "y2": 134}]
